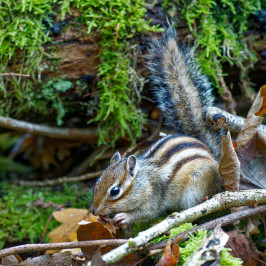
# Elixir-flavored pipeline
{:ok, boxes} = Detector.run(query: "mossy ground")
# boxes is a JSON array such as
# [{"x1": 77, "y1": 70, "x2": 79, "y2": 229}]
[{"x1": 0, "y1": 182, "x2": 92, "y2": 249}]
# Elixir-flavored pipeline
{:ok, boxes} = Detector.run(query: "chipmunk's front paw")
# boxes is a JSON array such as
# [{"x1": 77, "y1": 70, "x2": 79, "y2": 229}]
[{"x1": 113, "y1": 213, "x2": 130, "y2": 228}]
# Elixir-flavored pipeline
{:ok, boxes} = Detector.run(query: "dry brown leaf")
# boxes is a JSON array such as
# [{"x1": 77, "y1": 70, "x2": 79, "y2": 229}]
[
  {"x1": 77, "y1": 222, "x2": 133, "y2": 264},
  {"x1": 18, "y1": 252, "x2": 72, "y2": 266},
  {"x1": 236, "y1": 85, "x2": 266, "y2": 148},
  {"x1": 245, "y1": 218, "x2": 260, "y2": 238},
  {"x1": 156, "y1": 239, "x2": 180, "y2": 266},
  {"x1": 237, "y1": 133, "x2": 266, "y2": 189},
  {"x1": 19, "y1": 254, "x2": 50, "y2": 265},
  {"x1": 1, "y1": 254, "x2": 22, "y2": 265},
  {"x1": 17, "y1": 135, "x2": 82, "y2": 170},
  {"x1": 48, "y1": 251, "x2": 72, "y2": 266},
  {"x1": 219, "y1": 130, "x2": 240, "y2": 192},
  {"x1": 226, "y1": 230, "x2": 263, "y2": 266},
  {"x1": 77, "y1": 222, "x2": 115, "y2": 260},
  {"x1": 48, "y1": 208, "x2": 88, "y2": 245}
]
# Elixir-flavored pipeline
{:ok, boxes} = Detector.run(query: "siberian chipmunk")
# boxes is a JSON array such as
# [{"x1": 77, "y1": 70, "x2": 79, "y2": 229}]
[{"x1": 92, "y1": 27, "x2": 223, "y2": 227}]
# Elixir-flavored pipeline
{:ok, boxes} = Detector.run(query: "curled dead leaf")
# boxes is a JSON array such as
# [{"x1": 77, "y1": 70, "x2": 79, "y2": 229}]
[
  {"x1": 219, "y1": 130, "x2": 240, "y2": 192},
  {"x1": 156, "y1": 239, "x2": 180, "y2": 266},
  {"x1": 236, "y1": 85, "x2": 266, "y2": 148}
]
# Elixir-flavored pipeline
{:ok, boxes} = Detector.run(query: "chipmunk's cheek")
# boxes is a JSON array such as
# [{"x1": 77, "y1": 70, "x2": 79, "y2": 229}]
[{"x1": 113, "y1": 212, "x2": 130, "y2": 228}]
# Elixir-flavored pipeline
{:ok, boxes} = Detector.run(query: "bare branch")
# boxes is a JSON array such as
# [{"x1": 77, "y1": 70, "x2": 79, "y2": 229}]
[
  {"x1": 0, "y1": 116, "x2": 98, "y2": 141},
  {"x1": 207, "y1": 106, "x2": 266, "y2": 134},
  {"x1": 0, "y1": 240, "x2": 127, "y2": 259},
  {"x1": 14, "y1": 170, "x2": 102, "y2": 186},
  {"x1": 0, "y1": 73, "x2": 30, "y2": 77},
  {"x1": 213, "y1": 55, "x2": 236, "y2": 114},
  {"x1": 87, "y1": 190, "x2": 266, "y2": 265}
]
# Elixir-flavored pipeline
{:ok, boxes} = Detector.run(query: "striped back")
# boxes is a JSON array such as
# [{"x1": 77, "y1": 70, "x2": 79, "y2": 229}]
[{"x1": 141, "y1": 134, "x2": 214, "y2": 171}]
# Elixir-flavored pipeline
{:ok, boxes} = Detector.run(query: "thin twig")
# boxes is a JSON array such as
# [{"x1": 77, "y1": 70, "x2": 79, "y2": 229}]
[
  {"x1": 148, "y1": 205, "x2": 266, "y2": 250},
  {"x1": 0, "y1": 240, "x2": 127, "y2": 259},
  {"x1": 0, "y1": 73, "x2": 30, "y2": 77},
  {"x1": 14, "y1": 170, "x2": 102, "y2": 187},
  {"x1": 0, "y1": 116, "x2": 98, "y2": 141},
  {"x1": 213, "y1": 55, "x2": 236, "y2": 114}
]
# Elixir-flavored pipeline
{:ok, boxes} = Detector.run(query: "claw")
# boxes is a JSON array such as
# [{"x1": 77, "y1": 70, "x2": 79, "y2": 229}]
[{"x1": 113, "y1": 213, "x2": 128, "y2": 228}]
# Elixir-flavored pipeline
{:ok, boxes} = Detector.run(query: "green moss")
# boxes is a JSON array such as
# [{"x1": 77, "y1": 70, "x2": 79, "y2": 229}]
[
  {"x1": 0, "y1": 182, "x2": 92, "y2": 249},
  {"x1": 0, "y1": 0, "x2": 161, "y2": 146},
  {"x1": 60, "y1": 0, "x2": 161, "y2": 146},
  {"x1": 152, "y1": 223, "x2": 195, "y2": 243},
  {"x1": 177, "y1": 229, "x2": 207, "y2": 265},
  {"x1": 221, "y1": 248, "x2": 242, "y2": 266},
  {"x1": 177, "y1": 230, "x2": 242, "y2": 265},
  {"x1": 0, "y1": 0, "x2": 54, "y2": 114},
  {"x1": 163, "y1": 0, "x2": 261, "y2": 95}
]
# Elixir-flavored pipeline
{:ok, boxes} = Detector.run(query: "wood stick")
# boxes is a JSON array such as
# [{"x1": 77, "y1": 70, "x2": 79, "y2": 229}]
[{"x1": 0, "y1": 116, "x2": 98, "y2": 141}]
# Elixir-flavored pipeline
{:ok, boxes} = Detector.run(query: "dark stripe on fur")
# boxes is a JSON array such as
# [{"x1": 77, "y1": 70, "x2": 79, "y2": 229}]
[
  {"x1": 170, "y1": 155, "x2": 212, "y2": 177},
  {"x1": 142, "y1": 135, "x2": 180, "y2": 159},
  {"x1": 156, "y1": 142, "x2": 210, "y2": 166}
]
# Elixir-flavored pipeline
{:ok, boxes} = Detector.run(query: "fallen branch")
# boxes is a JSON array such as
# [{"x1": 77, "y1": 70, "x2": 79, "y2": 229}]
[
  {"x1": 207, "y1": 106, "x2": 266, "y2": 134},
  {"x1": 0, "y1": 73, "x2": 30, "y2": 77},
  {"x1": 0, "y1": 116, "x2": 98, "y2": 141},
  {"x1": 148, "y1": 204, "x2": 266, "y2": 250},
  {"x1": 87, "y1": 190, "x2": 266, "y2": 265},
  {"x1": 14, "y1": 170, "x2": 102, "y2": 186},
  {"x1": 0, "y1": 240, "x2": 127, "y2": 259},
  {"x1": 0, "y1": 108, "x2": 264, "y2": 143}
]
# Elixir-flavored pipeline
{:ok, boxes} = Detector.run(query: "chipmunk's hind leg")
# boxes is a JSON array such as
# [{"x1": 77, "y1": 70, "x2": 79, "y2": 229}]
[{"x1": 180, "y1": 160, "x2": 222, "y2": 209}]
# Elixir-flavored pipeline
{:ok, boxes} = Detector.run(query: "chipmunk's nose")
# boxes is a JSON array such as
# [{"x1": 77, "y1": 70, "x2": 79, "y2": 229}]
[{"x1": 92, "y1": 208, "x2": 99, "y2": 216}]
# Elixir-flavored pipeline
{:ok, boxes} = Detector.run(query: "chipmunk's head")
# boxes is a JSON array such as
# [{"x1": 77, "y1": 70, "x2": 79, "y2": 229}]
[{"x1": 92, "y1": 151, "x2": 139, "y2": 219}]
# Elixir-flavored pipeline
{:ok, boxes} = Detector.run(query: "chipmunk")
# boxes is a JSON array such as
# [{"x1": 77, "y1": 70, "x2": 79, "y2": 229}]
[{"x1": 92, "y1": 26, "x2": 224, "y2": 227}]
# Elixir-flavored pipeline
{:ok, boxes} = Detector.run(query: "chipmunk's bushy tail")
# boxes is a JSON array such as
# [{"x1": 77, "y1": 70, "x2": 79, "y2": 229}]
[{"x1": 147, "y1": 26, "x2": 221, "y2": 158}]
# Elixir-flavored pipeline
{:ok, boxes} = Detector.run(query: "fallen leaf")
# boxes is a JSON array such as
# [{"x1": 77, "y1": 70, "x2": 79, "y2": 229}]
[
  {"x1": 77, "y1": 222, "x2": 115, "y2": 260},
  {"x1": 1, "y1": 255, "x2": 22, "y2": 265},
  {"x1": 48, "y1": 251, "x2": 72, "y2": 265},
  {"x1": 156, "y1": 239, "x2": 180, "y2": 266},
  {"x1": 219, "y1": 130, "x2": 240, "y2": 192},
  {"x1": 226, "y1": 230, "x2": 263, "y2": 266},
  {"x1": 19, "y1": 254, "x2": 50, "y2": 266},
  {"x1": 245, "y1": 218, "x2": 260, "y2": 238},
  {"x1": 18, "y1": 252, "x2": 72, "y2": 266},
  {"x1": 236, "y1": 85, "x2": 266, "y2": 148},
  {"x1": 48, "y1": 208, "x2": 89, "y2": 245},
  {"x1": 17, "y1": 135, "x2": 82, "y2": 170},
  {"x1": 77, "y1": 222, "x2": 133, "y2": 264},
  {"x1": 237, "y1": 134, "x2": 266, "y2": 189}
]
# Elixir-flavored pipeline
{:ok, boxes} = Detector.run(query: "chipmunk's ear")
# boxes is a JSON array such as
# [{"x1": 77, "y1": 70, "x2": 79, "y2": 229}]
[
  {"x1": 126, "y1": 155, "x2": 138, "y2": 177},
  {"x1": 110, "y1": 151, "x2": 121, "y2": 164}
]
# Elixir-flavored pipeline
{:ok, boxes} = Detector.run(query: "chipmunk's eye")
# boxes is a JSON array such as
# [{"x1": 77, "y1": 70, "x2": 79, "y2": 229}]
[{"x1": 110, "y1": 185, "x2": 120, "y2": 197}]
